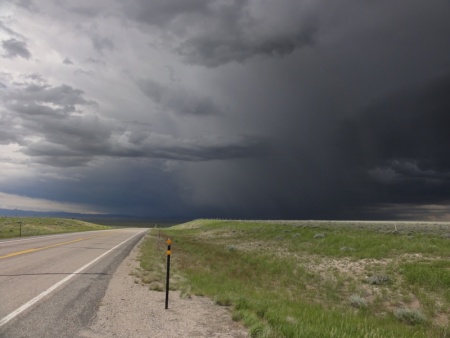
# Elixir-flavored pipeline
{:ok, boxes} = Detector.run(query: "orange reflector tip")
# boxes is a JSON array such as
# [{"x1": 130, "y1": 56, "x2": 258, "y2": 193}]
[{"x1": 166, "y1": 239, "x2": 172, "y2": 245}]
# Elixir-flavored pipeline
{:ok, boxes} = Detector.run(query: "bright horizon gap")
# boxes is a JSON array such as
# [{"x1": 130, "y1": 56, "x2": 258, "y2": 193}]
[{"x1": 0, "y1": 192, "x2": 104, "y2": 215}]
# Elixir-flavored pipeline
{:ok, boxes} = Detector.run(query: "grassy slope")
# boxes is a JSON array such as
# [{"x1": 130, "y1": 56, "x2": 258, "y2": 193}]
[
  {"x1": 138, "y1": 220, "x2": 450, "y2": 338},
  {"x1": 0, "y1": 217, "x2": 111, "y2": 238}
]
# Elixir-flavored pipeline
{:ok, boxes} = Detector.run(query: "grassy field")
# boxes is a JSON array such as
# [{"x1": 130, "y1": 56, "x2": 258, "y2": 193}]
[
  {"x1": 137, "y1": 219, "x2": 450, "y2": 338},
  {"x1": 0, "y1": 217, "x2": 111, "y2": 239}
]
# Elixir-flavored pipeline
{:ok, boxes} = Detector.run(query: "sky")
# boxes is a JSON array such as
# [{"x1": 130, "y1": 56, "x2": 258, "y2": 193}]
[{"x1": 0, "y1": 0, "x2": 450, "y2": 220}]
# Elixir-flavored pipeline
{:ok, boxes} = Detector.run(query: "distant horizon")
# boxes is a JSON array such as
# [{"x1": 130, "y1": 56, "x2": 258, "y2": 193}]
[{"x1": 2, "y1": 207, "x2": 450, "y2": 224}]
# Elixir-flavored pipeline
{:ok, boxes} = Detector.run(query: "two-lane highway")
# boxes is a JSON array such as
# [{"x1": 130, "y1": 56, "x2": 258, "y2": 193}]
[{"x1": 0, "y1": 228, "x2": 147, "y2": 337}]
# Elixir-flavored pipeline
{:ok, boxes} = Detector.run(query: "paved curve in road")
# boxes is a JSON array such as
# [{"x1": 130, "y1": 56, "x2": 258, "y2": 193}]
[{"x1": 0, "y1": 228, "x2": 147, "y2": 338}]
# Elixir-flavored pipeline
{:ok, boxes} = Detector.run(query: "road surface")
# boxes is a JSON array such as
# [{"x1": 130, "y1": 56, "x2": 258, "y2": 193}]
[{"x1": 0, "y1": 228, "x2": 147, "y2": 337}]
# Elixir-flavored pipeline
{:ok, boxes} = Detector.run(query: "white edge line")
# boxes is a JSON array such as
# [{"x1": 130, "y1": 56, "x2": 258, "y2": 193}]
[{"x1": 0, "y1": 229, "x2": 147, "y2": 328}]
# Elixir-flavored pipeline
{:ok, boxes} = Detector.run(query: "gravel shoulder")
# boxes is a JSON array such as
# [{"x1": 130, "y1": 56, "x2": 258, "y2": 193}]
[{"x1": 77, "y1": 237, "x2": 248, "y2": 338}]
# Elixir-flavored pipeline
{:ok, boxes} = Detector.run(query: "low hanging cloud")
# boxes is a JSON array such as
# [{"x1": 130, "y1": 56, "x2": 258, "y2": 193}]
[
  {"x1": 1, "y1": 75, "x2": 267, "y2": 167},
  {"x1": 1, "y1": 38, "x2": 32, "y2": 59},
  {"x1": 21, "y1": 122, "x2": 268, "y2": 167}
]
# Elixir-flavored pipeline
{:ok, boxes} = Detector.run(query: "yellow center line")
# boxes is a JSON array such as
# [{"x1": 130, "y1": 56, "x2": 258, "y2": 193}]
[{"x1": 0, "y1": 233, "x2": 111, "y2": 260}]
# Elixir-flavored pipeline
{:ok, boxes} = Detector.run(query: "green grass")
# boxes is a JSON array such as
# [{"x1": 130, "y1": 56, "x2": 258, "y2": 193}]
[
  {"x1": 138, "y1": 220, "x2": 450, "y2": 337},
  {"x1": 0, "y1": 217, "x2": 111, "y2": 238},
  {"x1": 400, "y1": 260, "x2": 450, "y2": 303}
]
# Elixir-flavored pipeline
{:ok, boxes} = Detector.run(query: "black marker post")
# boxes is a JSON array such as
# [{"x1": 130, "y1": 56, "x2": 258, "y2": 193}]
[{"x1": 165, "y1": 238, "x2": 172, "y2": 309}]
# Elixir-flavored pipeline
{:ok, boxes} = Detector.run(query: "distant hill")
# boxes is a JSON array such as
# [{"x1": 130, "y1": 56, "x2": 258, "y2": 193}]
[
  {"x1": 0, "y1": 208, "x2": 124, "y2": 219},
  {"x1": 0, "y1": 208, "x2": 189, "y2": 227}
]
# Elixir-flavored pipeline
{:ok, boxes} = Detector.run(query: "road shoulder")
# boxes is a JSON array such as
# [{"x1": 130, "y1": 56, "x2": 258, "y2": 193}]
[{"x1": 78, "y1": 235, "x2": 248, "y2": 338}]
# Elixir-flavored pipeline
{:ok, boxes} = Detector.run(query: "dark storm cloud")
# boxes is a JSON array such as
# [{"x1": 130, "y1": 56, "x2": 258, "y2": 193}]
[
  {"x1": 204, "y1": 70, "x2": 450, "y2": 220},
  {"x1": 344, "y1": 75, "x2": 450, "y2": 172},
  {"x1": 1, "y1": 80, "x2": 106, "y2": 166},
  {"x1": 124, "y1": 0, "x2": 318, "y2": 66},
  {"x1": 21, "y1": 119, "x2": 268, "y2": 167},
  {"x1": 21, "y1": 115, "x2": 115, "y2": 167},
  {"x1": 3, "y1": 0, "x2": 450, "y2": 219},
  {"x1": 156, "y1": 0, "x2": 450, "y2": 220},
  {"x1": 207, "y1": 70, "x2": 450, "y2": 219},
  {"x1": 2, "y1": 77, "x2": 267, "y2": 167},
  {"x1": 1, "y1": 38, "x2": 31, "y2": 59},
  {"x1": 138, "y1": 79, "x2": 222, "y2": 116},
  {"x1": 5, "y1": 158, "x2": 187, "y2": 217},
  {"x1": 339, "y1": 75, "x2": 450, "y2": 207}
]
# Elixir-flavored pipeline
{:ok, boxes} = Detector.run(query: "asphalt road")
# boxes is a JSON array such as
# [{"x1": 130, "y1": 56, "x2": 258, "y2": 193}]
[{"x1": 0, "y1": 228, "x2": 147, "y2": 338}]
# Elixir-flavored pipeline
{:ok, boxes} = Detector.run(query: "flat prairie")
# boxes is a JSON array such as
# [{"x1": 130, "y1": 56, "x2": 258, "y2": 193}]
[{"x1": 139, "y1": 219, "x2": 450, "y2": 338}]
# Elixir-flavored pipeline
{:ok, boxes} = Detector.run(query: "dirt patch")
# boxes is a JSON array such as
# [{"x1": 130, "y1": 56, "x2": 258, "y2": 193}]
[{"x1": 435, "y1": 313, "x2": 449, "y2": 327}]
